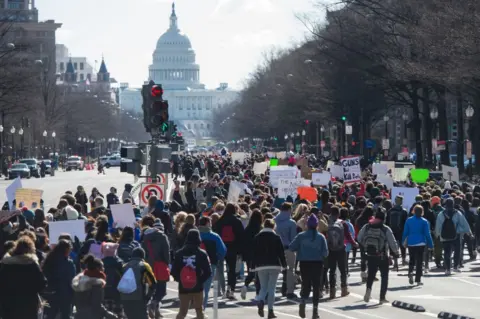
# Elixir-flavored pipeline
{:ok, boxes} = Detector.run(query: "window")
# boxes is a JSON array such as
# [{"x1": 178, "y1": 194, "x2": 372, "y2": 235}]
[
  {"x1": 74, "y1": 62, "x2": 78, "y2": 70},
  {"x1": 80, "y1": 62, "x2": 84, "y2": 70},
  {"x1": 200, "y1": 123, "x2": 204, "y2": 129},
  {"x1": 80, "y1": 74, "x2": 84, "y2": 81},
  {"x1": 87, "y1": 73, "x2": 91, "y2": 80},
  {"x1": 194, "y1": 123, "x2": 198, "y2": 129},
  {"x1": 59, "y1": 62, "x2": 64, "y2": 71},
  {"x1": 207, "y1": 124, "x2": 211, "y2": 129}
]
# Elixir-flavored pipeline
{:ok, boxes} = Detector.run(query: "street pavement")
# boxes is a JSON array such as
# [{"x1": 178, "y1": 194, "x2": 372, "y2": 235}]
[{"x1": 1, "y1": 170, "x2": 479, "y2": 319}]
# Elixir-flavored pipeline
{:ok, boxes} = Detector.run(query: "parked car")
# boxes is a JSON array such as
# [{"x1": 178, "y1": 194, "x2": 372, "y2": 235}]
[
  {"x1": 19, "y1": 158, "x2": 40, "y2": 178},
  {"x1": 66, "y1": 156, "x2": 84, "y2": 171},
  {"x1": 8, "y1": 163, "x2": 30, "y2": 179},
  {"x1": 42, "y1": 159, "x2": 53, "y2": 174},
  {"x1": 101, "y1": 155, "x2": 121, "y2": 168}
]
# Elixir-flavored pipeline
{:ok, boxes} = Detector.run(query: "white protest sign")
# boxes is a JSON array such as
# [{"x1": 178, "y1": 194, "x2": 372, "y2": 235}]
[
  {"x1": 6, "y1": 177, "x2": 22, "y2": 210},
  {"x1": 253, "y1": 161, "x2": 268, "y2": 175},
  {"x1": 376, "y1": 174, "x2": 394, "y2": 191},
  {"x1": 330, "y1": 165, "x2": 344, "y2": 179},
  {"x1": 312, "y1": 172, "x2": 331, "y2": 186},
  {"x1": 49, "y1": 220, "x2": 86, "y2": 244},
  {"x1": 228, "y1": 181, "x2": 244, "y2": 203},
  {"x1": 391, "y1": 187, "x2": 419, "y2": 210},
  {"x1": 340, "y1": 156, "x2": 361, "y2": 183},
  {"x1": 380, "y1": 161, "x2": 395, "y2": 174},
  {"x1": 278, "y1": 178, "x2": 311, "y2": 198},
  {"x1": 372, "y1": 163, "x2": 388, "y2": 175},
  {"x1": 393, "y1": 167, "x2": 410, "y2": 181},
  {"x1": 110, "y1": 204, "x2": 136, "y2": 228},
  {"x1": 270, "y1": 166, "x2": 299, "y2": 188},
  {"x1": 231, "y1": 152, "x2": 246, "y2": 164},
  {"x1": 442, "y1": 165, "x2": 459, "y2": 183}
]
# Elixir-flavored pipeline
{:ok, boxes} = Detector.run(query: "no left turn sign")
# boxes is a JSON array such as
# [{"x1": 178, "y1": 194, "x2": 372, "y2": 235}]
[{"x1": 140, "y1": 183, "x2": 166, "y2": 207}]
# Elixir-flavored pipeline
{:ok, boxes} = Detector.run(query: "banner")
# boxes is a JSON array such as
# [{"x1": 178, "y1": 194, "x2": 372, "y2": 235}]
[
  {"x1": 391, "y1": 187, "x2": 419, "y2": 210},
  {"x1": 340, "y1": 156, "x2": 361, "y2": 183}
]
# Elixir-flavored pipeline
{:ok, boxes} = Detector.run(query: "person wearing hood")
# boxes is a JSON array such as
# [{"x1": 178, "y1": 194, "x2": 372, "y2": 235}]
[
  {"x1": 122, "y1": 184, "x2": 135, "y2": 204},
  {"x1": 152, "y1": 199, "x2": 173, "y2": 236},
  {"x1": 171, "y1": 229, "x2": 212, "y2": 319},
  {"x1": 430, "y1": 196, "x2": 445, "y2": 268},
  {"x1": 402, "y1": 205, "x2": 434, "y2": 285},
  {"x1": 120, "y1": 247, "x2": 157, "y2": 319},
  {"x1": 101, "y1": 243, "x2": 124, "y2": 318},
  {"x1": 386, "y1": 196, "x2": 408, "y2": 267},
  {"x1": 435, "y1": 198, "x2": 472, "y2": 275},
  {"x1": 274, "y1": 202, "x2": 298, "y2": 299},
  {"x1": 198, "y1": 216, "x2": 227, "y2": 309},
  {"x1": 72, "y1": 254, "x2": 117, "y2": 319},
  {"x1": 289, "y1": 214, "x2": 328, "y2": 319},
  {"x1": 142, "y1": 219, "x2": 171, "y2": 319},
  {"x1": 65, "y1": 205, "x2": 80, "y2": 220},
  {"x1": 0, "y1": 237, "x2": 47, "y2": 319},
  {"x1": 357, "y1": 210, "x2": 398, "y2": 304},
  {"x1": 75, "y1": 186, "x2": 89, "y2": 215}
]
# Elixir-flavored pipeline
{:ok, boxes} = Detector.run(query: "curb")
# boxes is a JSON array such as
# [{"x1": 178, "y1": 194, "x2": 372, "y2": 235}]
[
  {"x1": 437, "y1": 312, "x2": 475, "y2": 319},
  {"x1": 392, "y1": 300, "x2": 426, "y2": 312}
]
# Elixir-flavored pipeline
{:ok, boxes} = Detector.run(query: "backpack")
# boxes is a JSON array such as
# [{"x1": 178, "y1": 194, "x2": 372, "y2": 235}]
[
  {"x1": 327, "y1": 220, "x2": 345, "y2": 251},
  {"x1": 221, "y1": 225, "x2": 235, "y2": 243},
  {"x1": 389, "y1": 208, "x2": 404, "y2": 234},
  {"x1": 180, "y1": 256, "x2": 197, "y2": 289},
  {"x1": 441, "y1": 212, "x2": 457, "y2": 240},
  {"x1": 362, "y1": 225, "x2": 387, "y2": 256},
  {"x1": 88, "y1": 241, "x2": 104, "y2": 259},
  {"x1": 145, "y1": 240, "x2": 170, "y2": 281},
  {"x1": 117, "y1": 268, "x2": 137, "y2": 294}
]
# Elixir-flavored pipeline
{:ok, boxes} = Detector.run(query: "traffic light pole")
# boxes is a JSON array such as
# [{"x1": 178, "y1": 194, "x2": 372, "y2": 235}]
[{"x1": 149, "y1": 140, "x2": 158, "y2": 183}]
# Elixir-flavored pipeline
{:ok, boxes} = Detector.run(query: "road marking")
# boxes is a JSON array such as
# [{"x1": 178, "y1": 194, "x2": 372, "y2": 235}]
[
  {"x1": 451, "y1": 277, "x2": 480, "y2": 287},
  {"x1": 400, "y1": 294, "x2": 480, "y2": 300}
]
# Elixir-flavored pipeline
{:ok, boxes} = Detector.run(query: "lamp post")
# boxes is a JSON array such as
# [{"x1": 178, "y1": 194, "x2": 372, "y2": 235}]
[
  {"x1": 83, "y1": 137, "x2": 87, "y2": 159},
  {"x1": 18, "y1": 128, "x2": 23, "y2": 158},
  {"x1": 402, "y1": 113, "x2": 409, "y2": 147},
  {"x1": 52, "y1": 131, "x2": 56, "y2": 156},
  {"x1": 383, "y1": 115, "x2": 389, "y2": 159},
  {"x1": 10, "y1": 127, "x2": 15, "y2": 158},
  {"x1": 320, "y1": 125, "x2": 325, "y2": 156},
  {"x1": 301, "y1": 130, "x2": 306, "y2": 154},
  {"x1": 465, "y1": 102, "x2": 475, "y2": 176},
  {"x1": 42, "y1": 130, "x2": 47, "y2": 155},
  {"x1": 429, "y1": 107, "x2": 439, "y2": 168},
  {"x1": 0, "y1": 125, "x2": 3, "y2": 173},
  {"x1": 290, "y1": 132, "x2": 294, "y2": 152}
]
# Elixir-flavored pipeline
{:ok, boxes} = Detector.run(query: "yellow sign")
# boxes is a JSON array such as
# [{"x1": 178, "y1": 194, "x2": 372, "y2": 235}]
[{"x1": 15, "y1": 188, "x2": 43, "y2": 209}]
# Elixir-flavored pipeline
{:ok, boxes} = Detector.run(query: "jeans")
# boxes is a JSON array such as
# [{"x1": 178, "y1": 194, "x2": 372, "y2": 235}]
[
  {"x1": 282, "y1": 250, "x2": 296, "y2": 295},
  {"x1": 225, "y1": 249, "x2": 238, "y2": 291},
  {"x1": 203, "y1": 265, "x2": 217, "y2": 309},
  {"x1": 359, "y1": 246, "x2": 367, "y2": 272},
  {"x1": 366, "y1": 256, "x2": 389, "y2": 299},
  {"x1": 257, "y1": 269, "x2": 281, "y2": 309},
  {"x1": 152, "y1": 281, "x2": 167, "y2": 302},
  {"x1": 434, "y1": 236, "x2": 443, "y2": 265},
  {"x1": 443, "y1": 237, "x2": 461, "y2": 271},
  {"x1": 408, "y1": 246, "x2": 425, "y2": 282},
  {"x1": 329, "y1": 249, "x2": 348, "y2": 289},
  {"x1": 299, "y1": 261, "x2": 323, "y2": 307},
  {"x1": 123, "y1": 300, "x2": 148, "y2": 319}
]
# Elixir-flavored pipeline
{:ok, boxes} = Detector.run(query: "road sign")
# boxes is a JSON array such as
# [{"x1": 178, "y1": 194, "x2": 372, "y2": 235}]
[
  {"x1": 146, "y1": 173, "x2": 167, "y2": 184},
  {"x1": 345, "y1": 125, "x2": 352, "y2": 135},
  {"x1": 140, "y1": 183, "x2": 166, "y2": 206},
  {"x1": 382, "y1": 138, "x2": 389, "y2": 150}
]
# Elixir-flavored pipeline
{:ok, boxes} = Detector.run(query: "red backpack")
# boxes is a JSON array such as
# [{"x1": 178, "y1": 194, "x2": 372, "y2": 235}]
[
  {"x1": 221, "y1": 225, "x2": 235, "y2": 243},
  {"x1": 146, "y1": 240, "x2": 170, "y2": 281},
  {"x1": 180, "y1": 256, "x2": 197, "y2": 289}
]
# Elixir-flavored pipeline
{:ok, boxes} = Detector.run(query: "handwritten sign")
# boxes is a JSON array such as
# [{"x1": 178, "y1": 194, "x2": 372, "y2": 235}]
[
  {"x1": 270, "y1": 166, "x2": 299, "y2": 188},
  {"x1": 277, "y1": 178, "x2": 311, "y2": 198},
  {"x1": 340, "y1": 156, "x2": 361, "y2": 183},
  {"x1": 15, "y1": 188, "x2": 43, "y2": 209}
]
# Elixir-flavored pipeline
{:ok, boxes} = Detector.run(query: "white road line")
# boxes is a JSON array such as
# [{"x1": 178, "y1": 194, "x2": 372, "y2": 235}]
[{"x1": 451, "y1": 277, "x2": 480, "y2": 287}]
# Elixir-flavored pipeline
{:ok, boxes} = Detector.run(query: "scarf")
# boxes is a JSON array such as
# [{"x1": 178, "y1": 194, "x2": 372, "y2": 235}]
[{"x1": 84, "y1": 269, "x2": 107, "y2": 281}]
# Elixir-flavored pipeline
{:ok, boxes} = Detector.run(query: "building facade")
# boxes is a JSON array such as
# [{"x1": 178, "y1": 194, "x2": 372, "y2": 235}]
[
  {"x1": 56, "y1": 54, "x2": 96, "y2": 83},
  {"x1": 119, "y1": 3, "x2": 238, "y2": 146}
]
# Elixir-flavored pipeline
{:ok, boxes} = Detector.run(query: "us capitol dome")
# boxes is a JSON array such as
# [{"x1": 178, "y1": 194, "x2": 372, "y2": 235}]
[{"x1": 119, "y1": 2, "x2": 238, "y2": 146}]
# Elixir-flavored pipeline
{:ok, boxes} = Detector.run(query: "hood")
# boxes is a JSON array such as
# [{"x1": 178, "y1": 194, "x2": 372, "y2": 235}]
[
  {"x1": 72, "y1": 273, "x2": 105, "y2": 292},
  {"x1": 1, "y1": 253, "x2": 38, "y2": 265},
  {"x1": 155, "y1": 200, "x2": 164, "y2": 211},
  {"x1": 198, "y1": 225, "x2": 211, "y2": 233},
  {"x1": 368, "y1": 218, "x2": 384, "y2": 227},
  {"x1": 143, "y1": 227, "x2": 162, "y2": 239},
  {"x1": 275, "y1": 211, "x2": 292, "y2": 222}
]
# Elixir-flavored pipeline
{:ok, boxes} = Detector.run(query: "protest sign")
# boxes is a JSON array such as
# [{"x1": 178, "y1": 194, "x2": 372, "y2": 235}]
[
  {"x1": 277, "y1": 178, "x2": 311, "y2": 198},
  {"x1": 6, "y1": 177, "x2": 22, "y2": 210},
  {"x1": 297, "y1": 186, "x2": 318, "y2": 202},
  {"x1": 442, "y1": 165, "x2": 459, "y2": 183},
  {"x1": 15, "y1": 188, "x2": 43, "y2": 209},
  {"x1": 110, "y1": 204, "x2": 136, "y2": 228},
  {"x1": 270, "y1": 166, "x2": 299, "y2": 188},
  {"x1": 410, "y1": 169, "x2": 429, "y2": 184},
  {"x1": 340, "y1": 156, "x2": 361, "y2": 183},
  {"x1": 231, "y1": 152, "x2": 246, "y2": 164},
  {"x1": 228, "y1": 181, "x2": 244, "y2": 203},
  {"x1": 391, "y1": 187, "x2": 419, "y2": 210},
  {"x1": 270, "y1": 158, "x2": 278, "y2": 167},
  {"x1": 253, "y1": 161, "x2": 268, "y2": 174},
  {"x1": 372, "y1": 163, "x2": 388, "y2": 175},
  {"x1": 0, "y1": 210, "x2": 21, "y2": 224},
  {"x1": 393, "y1": 167, "x2": 410, "y2": 181},
  {"x1": 312, "y1": 172, "x2": 331, "y2": 186},
  {"x1": 376, "y1": 174, "x2": 394, "y2": 190},
  {"x1": 49, "y1": 220, "x2": 86, "y2": 244}
]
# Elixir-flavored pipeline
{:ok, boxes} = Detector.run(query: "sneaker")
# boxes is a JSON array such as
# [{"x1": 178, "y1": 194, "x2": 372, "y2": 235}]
[
  {"x1": 267, "y1": 309, "x2": 277, "y2": 319},
  {"x1": 364, "y1": 288, "x2": 371, "y2": 302},
  {"x1": 241, "y1": 286, "x2": 247, "y2": 300},
  {"x1": 341, "y1": 286, "x2": 350, "y2": 297},
  {"x1": 299, "y1": 301, "x2": 306, "y2": 319},
  {"x1": 408, "y1": 273, "x2": 414, "y2": 285},
  {"x1": 226, "y1": 288, "x2": 235, "y2": 299},
  {"x1": 445, "y1": 269, "x2": 451, "y2": 276},
  {"x1": 379, "y1": 298, "x2": 389, "y2": 304},
  {"x1": 361, "y1": 271, "x2": 367, "y2": 283},
  {"x1": 286, "y1": 293, "x2": 298, "y2": 299},
  {"x1": 416, "y1": 282, "x2": 424, "y2": 286},
  {"x1": 257, "y1": 300, "x2": 265, "y2": 317}
]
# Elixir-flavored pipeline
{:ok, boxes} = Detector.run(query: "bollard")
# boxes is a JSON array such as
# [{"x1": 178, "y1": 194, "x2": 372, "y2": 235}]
[
  {"x1": 213, "y1": 272, "x2": 219, "y2": 319},
  {"x1": 437, "y1": 311, "x2": 474, "y2": 319},
  {"x1": 392, "y1": 300, "x2": 425, "y2": 312}
]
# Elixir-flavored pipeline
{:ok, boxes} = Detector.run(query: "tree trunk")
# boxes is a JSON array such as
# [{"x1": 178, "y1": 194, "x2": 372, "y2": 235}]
[
  {"x1": 423, "y1": 88, "x2": 433, "y2": 167},
  {"x1": 457, "y1": 90, "x2": 465, "y2": 173},
  {"x1": 435, "y1": 86, "x2": 450, "y2": 165}
]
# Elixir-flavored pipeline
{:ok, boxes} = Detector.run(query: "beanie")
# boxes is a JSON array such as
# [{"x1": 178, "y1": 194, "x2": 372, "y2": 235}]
[
  {"x1": 307, "y1": 214, "x2": 318, "y2": 229},
  {"x1": 431, "y1": 196, "x2": 441, "y2": 206},
  {"x1": 375, "y1": 210, "x2": 386, "y2": 221},
  {"x1": 65, "y1": 206, "x2": 79, "y2": 220}
]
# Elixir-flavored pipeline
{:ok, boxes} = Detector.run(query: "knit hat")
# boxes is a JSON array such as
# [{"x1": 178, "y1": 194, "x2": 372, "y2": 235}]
[
  {"x1": 431, "y1": 196, "x2": 441, "y2": 206},
  {"x1": 415, "y1": 195, "x2": 423, "y2": 202},
  {"x1": 65, "y1": 206, "x2": 79, "y2": 220},
  {"x1": 22, "y1": 209, "x2": 35, "y2": 222},
  {"x1": 185, "y1": 229, "x2": 201, "y2": 246},
  {"x1": 153, "y1": 218, "x2": 164, "y2": 232},
  {"x1": 102, "y1": 243, "x2": 119, "y2": 257},
  {"x1": 307, "y1": 214, "x2": 318, "y2": 228},
  {"x1": 131, "y1": 247, "x2": 145, "y2": 259}
]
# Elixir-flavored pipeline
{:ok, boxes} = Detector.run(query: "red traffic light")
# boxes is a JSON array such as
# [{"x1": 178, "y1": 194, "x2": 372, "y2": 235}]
[
  {"x1": 151, "y1": 85, "x2": 163, "y2": 97},
  {"x1": 305, "y1": 120, "x2": 309, "y2": 125}
]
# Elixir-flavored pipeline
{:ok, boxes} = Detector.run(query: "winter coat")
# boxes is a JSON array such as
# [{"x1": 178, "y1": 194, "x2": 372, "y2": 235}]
[
  {"x1": 198, "y1": 226, "x2": 227, "y2": 265},
  {"x1": 289, "y1": 229, "x2": 328, "y2": 261},
  {"x1": 42, "y1": 255, "x2": 76, "y2": 302},
  {"x1": 142, "y1": 228, "x2": 171, "y2": 281},
  {"x1": 435, "y1": 209, "x2": 472, "y2": 241},
  {"x1": 171, "y1": 242, "x2": 211, "y2": 294},
  {"x1": 252, "y1": 228, "x2": 287, "y2": 272},
  {"x1": 213, "y1": 213, "x2": 245, "y2": 254},
  {"x1": 242, "y1": 223, "x2": 261, "y2": 264},
  {"x1": 274, "y1": 211, "x2": 297, "y2": 248},
  {"x1": 0, "y1": 254, "x2": 47, "y2": 319},
  {"x1": 72, "y1": 273, "x2": 115, "y2": 319},
  {"x1": 120, "y1": 257, "x2": 156, "y2": 301},
  {"x1": 357, "y1": 219, "x2": 399, "y2": 257},
  {"x1": 401, "y1": 216, "x2": 434, "y2": 248},
  {"x1": 102, "y1": 256, "x2": 123, "y2": 300},
  {"x1": 117, "y1": 239, "x2": 141, "y2": 263}
]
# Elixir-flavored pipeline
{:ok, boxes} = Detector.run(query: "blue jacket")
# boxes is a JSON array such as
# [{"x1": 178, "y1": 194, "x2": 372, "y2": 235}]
[
  {"x1": 434, "y1": 209, "x2": 471, "y2": 241},
  {"x1": 274, "y1": 211, "x2": 297, "y2": 247},
  {"x1": 289, "y1": 229, "x2": 328, "y2": 261},
  {"x1": 199, "y1": 227, "x2": 227, "y2": 264},
  {"x1": 401, "y1": 216, "x2": 434, "y2": 248}
]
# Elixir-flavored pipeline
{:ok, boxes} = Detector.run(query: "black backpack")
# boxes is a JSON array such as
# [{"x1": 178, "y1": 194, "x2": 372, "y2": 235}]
[
  {"x1": 441, "y1": 212, "x2": 457, "y2": 240},
  {"x1": 389, "y1": 208, "x2": 404, "y2": 234}
]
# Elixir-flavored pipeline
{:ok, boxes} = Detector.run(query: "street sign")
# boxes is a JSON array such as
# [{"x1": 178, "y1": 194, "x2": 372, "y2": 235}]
[
  {"x1": 382, "y1": 138, "x2": 389, "y2": 150},
  {"x1": 146, "y1": 173, "x2": 167, "y2": 184},
  {"x1": 140, "y1": 183, "x2": 166, "y2": 206},
  {"x1": 345, "y1": 125, "x2": 352, "y2": 135},
  {"x1": 320, "y1": 140, "x2": 326, "y2": 148}
]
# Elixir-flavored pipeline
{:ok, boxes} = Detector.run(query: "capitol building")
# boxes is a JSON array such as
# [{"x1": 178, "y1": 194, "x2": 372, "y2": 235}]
[{"x1": 119, "y1": 3, "x2": 238, "y2": 146}]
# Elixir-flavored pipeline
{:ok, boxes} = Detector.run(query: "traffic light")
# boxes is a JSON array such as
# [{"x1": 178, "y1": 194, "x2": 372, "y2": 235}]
[
  {"x1": 171, "y1": 124, "x2": 178, "y2": 137},
  {"x1": 341, "y1": 116, "x2": 346, "y2": 121},
  {"x1": 150, "y1": 85, "x2": 169, "y2": 132}
]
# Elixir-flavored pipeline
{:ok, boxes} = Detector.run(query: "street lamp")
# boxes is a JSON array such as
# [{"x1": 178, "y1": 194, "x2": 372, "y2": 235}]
[
  {"x1": 465, "y1": 103, "x2": 475, "y2": 118},
  {"x1": 304, "y1": 59, "x2": 313, "y2": 64},
  {"x1": 52, "y1": 131, "x2": 56, "y2": 155},
  {"x1": 402, "y1": 113, "x2": 409, "y2": 146},
  {"x1": 10, "y1": 127, "x2": 15, "y2": 157},
  {"x1": 430, "y1": 106, "x2": 439, "y2": 120},
  {"x1": 18, "y1": 128, "x2": 23, "y2": 158},
  {"x1": 302, "y1": 130, "x2": 306, "y2": 136}
]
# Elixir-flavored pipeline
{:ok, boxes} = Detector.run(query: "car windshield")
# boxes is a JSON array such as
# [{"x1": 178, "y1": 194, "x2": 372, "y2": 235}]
[
  {"x1": 11, "y1": 164, "x2": 28, "y2": 169},
  {"x1": 68, "y1": 157, "x2": 80, "y2": 161},
  {"x1": 20, "y1": 159, "x2": 36, "y2": 166},
  {"x1": 43, "y1": 160, "x2": 51, "y2": 164}
]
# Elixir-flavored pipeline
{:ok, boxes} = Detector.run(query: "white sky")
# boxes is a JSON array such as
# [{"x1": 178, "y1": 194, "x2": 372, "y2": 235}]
[{"x1": 37, "y1": 0, "x2": 325, "y2": 89}]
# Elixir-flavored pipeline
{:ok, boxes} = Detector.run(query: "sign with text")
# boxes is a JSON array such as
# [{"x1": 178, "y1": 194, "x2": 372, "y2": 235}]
[
  {"x1": 340, "y1": 156, "x2": 361, "y2": 183},
  {"x1": 277, "y1": 178, "x2": 311, "y2": 198},
  {"x1": 270, "y1": 166, "x2": 299, "y2": 188},
  {"x1": 391, "y1": 187, "x2": 419, "y2": 210}
]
